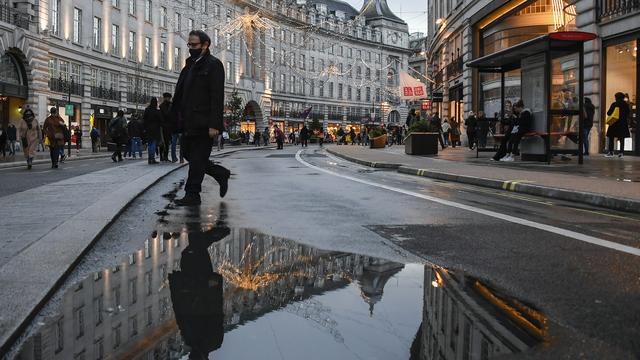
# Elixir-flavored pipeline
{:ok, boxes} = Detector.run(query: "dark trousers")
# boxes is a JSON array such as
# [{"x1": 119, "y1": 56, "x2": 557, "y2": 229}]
[
  {"x1": 608, "y1": 136, "x2": 624, "y2": 153},
  {"x1": 49, "y1": 145, "x2": 60, "y2": 166},
  {"x1": 301, "y1": 139, "x2": 308, "y2": 147},
  {"x1": 507, "y1": 132, "x2": 525, "y2": 155},
  {"x1": 276, "y1": 139, "x2": 283, "y2": 149},
  {"x1": 160, "y1": 129, "x2": 172, "y2": 161},
  {"x1": 467, "y1": 132, "x2": 476, "y2": 149},
  {"x1": 182, "y1": 133, "x2": 228, "y2": 194},
  {"x1": 493, "y1": 133, "x2": 512, "y2": 160}
]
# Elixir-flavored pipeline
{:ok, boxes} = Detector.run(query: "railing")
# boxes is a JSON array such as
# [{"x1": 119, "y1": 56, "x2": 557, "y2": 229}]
[
  {"x1": 597, "y1": 0, "x2": 640, "y2": 22},
  {"x1": 49, "y1": 77, "x2": 84, "y2": 96},
  {"x1": 126, "y1": 92, "x2": 153, "y2": 105},
  {"x1": 0, "y1": 4, "x2": 30, "y2": 29},
  {"x1": 446, "y1": 57, "x2": 463, "y2": 80},
  {"x1": 91, "y1": 86, "x2": 121, "y2": 101},
  {"x1": 270, "y1": 109, "x2": 285, "y2": 117}
]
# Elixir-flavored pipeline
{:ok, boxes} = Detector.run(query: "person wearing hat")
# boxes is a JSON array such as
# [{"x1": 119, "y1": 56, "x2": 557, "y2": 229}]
[
  {"x1": 16, "y1": 107, "x2": 41, "y2": 169},
  {"x1": 43, "y1": 107, "x2": 67, "y2": 168}
]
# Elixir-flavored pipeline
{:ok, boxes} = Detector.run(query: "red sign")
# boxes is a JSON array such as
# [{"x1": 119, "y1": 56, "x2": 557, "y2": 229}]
[
  {"x1": 421, "y1": 100, "x2": 431, "y2": 110},
  {"x1": 403, "y1": 87, "x2": 414, "y2": 96},
  {"x1": 549, "y1": 31, "x2": 597, "y2": 42},
  {"x1": 414, "y1": 86, "x2": 425, "y2": 97}
]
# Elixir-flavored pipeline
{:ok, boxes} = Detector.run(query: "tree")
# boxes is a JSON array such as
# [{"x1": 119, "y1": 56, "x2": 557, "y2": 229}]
[
  {"x1": 310, "y1": 118, "x2": 323, "y2": 133},
  {"x1": 225, "y1": 90, "x2": 244, "y2": 132}
]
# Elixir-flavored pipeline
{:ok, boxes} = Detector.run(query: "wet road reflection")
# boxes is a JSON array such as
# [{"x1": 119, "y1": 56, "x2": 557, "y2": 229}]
[{"x1": 15, "y1": 203, "x2": 548, "y2": 360}]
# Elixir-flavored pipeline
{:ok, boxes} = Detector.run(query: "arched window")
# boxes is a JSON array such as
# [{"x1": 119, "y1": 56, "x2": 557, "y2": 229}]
[{"x1": 0, "y1": 53, "x2": 24, "y2": 86}]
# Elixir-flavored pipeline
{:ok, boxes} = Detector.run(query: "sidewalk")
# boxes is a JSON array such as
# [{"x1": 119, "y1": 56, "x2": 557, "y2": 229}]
[
  {"x1": 326, "y1": 145, "x2": 640, "y2": 214},
  {"x1": 0, "y1": 145, "x2": 270, "y2": 354},
  {"x1": 0, "y1": 148, "x2": 112, "y2": 169}
]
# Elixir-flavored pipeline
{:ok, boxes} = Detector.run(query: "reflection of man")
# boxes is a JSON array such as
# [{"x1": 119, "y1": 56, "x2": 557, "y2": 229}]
[
  {"x1": 173, "y1": 30, "x2": 230, "y2": 206},
  {"x1": 170, "y1": 215, "x2": 230, "y2": 359}
]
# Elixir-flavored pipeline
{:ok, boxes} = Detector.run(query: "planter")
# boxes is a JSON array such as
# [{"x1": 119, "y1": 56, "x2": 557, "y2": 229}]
[
  {"x1": 370, "y1": 134, "x2": 387, "y2": 149},
  {"x1": 404, "y1": 132, "x2": 439, "y2": 155}
]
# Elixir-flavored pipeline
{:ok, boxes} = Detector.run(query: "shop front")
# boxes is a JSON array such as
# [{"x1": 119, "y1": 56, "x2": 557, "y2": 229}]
[
  {"x1": 92, "y1": 105, "x2": 117, "y2": 145},
  {"x1": 603, "y1": 35, "x2": 638, "y2": 155},
  {"x1": 0, "y1": 52, "x2": 28, "y2": 129}
]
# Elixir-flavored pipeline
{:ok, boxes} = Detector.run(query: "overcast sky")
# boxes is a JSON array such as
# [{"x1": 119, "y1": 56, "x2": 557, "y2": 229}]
[{"x1": 343, "y1": 0, "x2": 428, "y2": 35}]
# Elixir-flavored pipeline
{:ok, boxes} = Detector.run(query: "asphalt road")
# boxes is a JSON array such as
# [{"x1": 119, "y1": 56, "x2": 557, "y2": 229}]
[
  {"x1": 10, "y1": 145, "x2": 640, "y2": 359},
  {"x1": 0, "y1": 156, "x2": 131, "y2": 198}
]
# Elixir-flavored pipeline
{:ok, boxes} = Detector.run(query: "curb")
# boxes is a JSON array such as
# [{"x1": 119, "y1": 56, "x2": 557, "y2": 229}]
[
  {"x1": 327, "y1": 148, "x2": 640, "y2": 214},
  {"x1": 0, "y1": 145, "x2": 270, "y2": 355},
  {"x1": 0, "y1": 153, "x2": 113, "y2": 169}
]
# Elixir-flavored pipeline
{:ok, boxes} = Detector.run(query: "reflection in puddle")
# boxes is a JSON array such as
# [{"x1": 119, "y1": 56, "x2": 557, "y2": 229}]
[{"x1": 15, "y1": 207, "x2": 547, "y2": 360}]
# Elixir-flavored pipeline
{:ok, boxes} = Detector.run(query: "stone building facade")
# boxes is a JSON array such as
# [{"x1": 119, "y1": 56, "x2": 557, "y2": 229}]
[{"x1": 0, "y1": 0, "x2": 411, "y2": 146}]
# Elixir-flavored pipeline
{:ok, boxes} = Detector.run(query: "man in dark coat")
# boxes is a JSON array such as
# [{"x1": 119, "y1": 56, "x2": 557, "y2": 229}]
[
  {"x1": 7, "y1": 123, "x2": 17, "y2": 155},
  {"x1": 108, "y1": 110, "x2": 128, "y2": 162},
  {"x1": 172, "y1": 30, "x2": 230, "y2": 205},
  {"x1": 143, "y1": 97, "x2": 163, "y2": 164},
  {"x1": 299, "y1": 125, "x2": 309, "y2": 147},
  {"x1": 582, "y1": 97, "x2": 595, "y2": 155},
  {"x1": 127, "y1": 114, "x2": 143, "y2": 159},
  {"x1": 159, "y1": 93, "x2": 175, "y2": 162},
  {"x1": 465, "y1": 111, "x2": 478, "y2": 150}
]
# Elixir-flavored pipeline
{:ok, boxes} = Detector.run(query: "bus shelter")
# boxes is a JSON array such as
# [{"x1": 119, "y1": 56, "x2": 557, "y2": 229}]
[{"x1": 467, "y1": 31, "x2": 597, "y2": 164}]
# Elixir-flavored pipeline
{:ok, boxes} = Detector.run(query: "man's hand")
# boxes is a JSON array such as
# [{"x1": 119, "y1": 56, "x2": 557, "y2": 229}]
[{"x1": 209, "y1": 128, "x2": 219, "y2": 139}]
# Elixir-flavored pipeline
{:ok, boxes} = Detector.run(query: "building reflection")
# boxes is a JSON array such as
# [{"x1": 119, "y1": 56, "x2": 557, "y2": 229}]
[
  {"x1": 411, "y1": 267, "x2": 548, "y2": 360},
  {"x1": 16, "y1": 228, "x2": 404, "y2": 360}
]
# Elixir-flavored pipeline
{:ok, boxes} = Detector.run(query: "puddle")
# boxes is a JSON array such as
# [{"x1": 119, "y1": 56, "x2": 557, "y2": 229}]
[{"x1": 13, "y1": 208, "x2": 548, "y2": 360}]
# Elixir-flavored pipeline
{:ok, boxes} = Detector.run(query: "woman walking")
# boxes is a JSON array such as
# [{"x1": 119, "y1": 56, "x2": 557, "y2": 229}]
[
  {"x1": 604, "y1": 92, "x2": 631, "y2": 158},
  {"x1": 43, "y1": 107, "x2": 66, "y2": 168},
  {"x1": 17, "y1": 108, "x2": 41, "y2": 169},
  {"x1": 143, "y1": 98, "x2": 163, "y2": 164}
]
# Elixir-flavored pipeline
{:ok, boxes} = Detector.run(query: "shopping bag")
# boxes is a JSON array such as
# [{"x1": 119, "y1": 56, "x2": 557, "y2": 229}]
[
  {"x1": 606, "y1": 107, "x2": 620, "y2": 126},
  {"x1": 44, "y1": 136, "x2": 50, "y2": 147}
]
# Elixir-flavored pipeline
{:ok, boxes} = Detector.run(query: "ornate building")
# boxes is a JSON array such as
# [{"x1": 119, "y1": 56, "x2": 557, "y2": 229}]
[{"x1": 0, "y1": 0, "x2": 411, "y2": 145}]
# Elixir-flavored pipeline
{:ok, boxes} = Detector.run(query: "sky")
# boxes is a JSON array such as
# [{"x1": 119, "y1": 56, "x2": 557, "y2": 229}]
[{"x1": 342, "y1": 0, "x2": 428, "y2": 35}]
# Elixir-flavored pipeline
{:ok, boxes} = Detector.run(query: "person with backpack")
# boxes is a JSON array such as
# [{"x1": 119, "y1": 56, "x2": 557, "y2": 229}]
[{"x1": 108, "y1": 110, "x2": 128, "y2": 162}]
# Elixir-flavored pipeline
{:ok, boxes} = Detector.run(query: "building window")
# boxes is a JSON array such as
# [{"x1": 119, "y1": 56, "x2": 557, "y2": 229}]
[
  {"x1": 280, "y1": 73, "x2": 285, "y2": 91},
  {"x1": 112, "y1": 324, "x2": 121, "y2": 349},
  {"x1": 93, "y1": 17, "x2": 102, "y2": 49},
  {"x1": 226, "y1": 33, "x2": 231, "y2": 50},
  {"x1": 160, "y1": 7, "x2": 167, "y2": 27},
  {"x1": 55, "y1": 317, "x2": 64, "y2": 352},
  {"x1": 50, "y1": 0, "x2": 61, "y2": 35},
  {"x1": 111, "y1": 0, "x2": 119, "y2": 8},
  {"x1": 356, "y1": 88, "x2": 361, "y2": 101},
  {"x1": 213, "y1": 29, "x2": 219, "y2": 47},
  {"x1": 94, "y1": 338, "x2": 104, "y2": 360},
  {"x1": 366, "y1": 87, "x2": 371, "y2": 102},
  {"x1": 129, "y1": 315, "x2": 138, "y2": 336},
  {"x1": 215, "y1": 4, "x2": 221, "y2": 17},
  {"x1": 93, "y1": 296, "x2": 103, "y2": 325},
  {"x1": 319, "y1": 81, "x2": 324, "y2": 97},
  {"x1": 74, "y1": 305, "x2": 85, "y2": 339},
  {"x1": 348, "y1": 85, "x2": 352, "y2": 100},
  {"x1": 270, "y1": 47, "x2": 275, "y2": 62},
  {"x1": 128, "y1": 31, "x2": 136, "y2": 61},
  {"x1": 174, "y1": 47, "x2": 181, "y2": 69},
  {"x1": 128, "y1": 0, "x2": 135, "y2": 15},
  {"x1": 299, "y1": 54, "x2": 305, "y2": 69},
  {"x1": 144, "y1": 0, "x2": 152, "y2": 22},
  {"x1": 144, "y1": 37, "x2": 151, "y2": 64},
  {"x1": 338, "y1": 83, "x2": 343, "y2": 98},
  {"x1": 188, "y1": 18, "x2": 194, "y2": 30},
  {"x1": 111, "y1": 24, "x2": 119, "y2": 56},
  {"x1": 73, "y1": 8, "x2": 82, "y2": 43},
  {"x1": 174, "y1": 13, "x2": 181, "y2": 31},
  {"x1": 226, "y1": 61, "x2": 233, "y2": 82},
  {"x1": 160, "y1": 42, "x2": 166, "y2": 68}
]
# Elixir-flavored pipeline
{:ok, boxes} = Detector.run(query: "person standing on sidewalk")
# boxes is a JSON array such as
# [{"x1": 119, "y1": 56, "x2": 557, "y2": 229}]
[
  {"x1": 500, "y1": 100, "x2": 532, "y2": 162},
  {"x1": 7, "y1": 123, "x2": 17, "y2": 156},
  {"x1": 143, "y1": 97, "x2": 162, "y2": 164},
  {"x1": 43, "y1": 107, "x2": 66, "y2": 168},
  {"x1": 74, "y1": 126, "x2": 82, "y2": 153},
  {"x1": 274, "y1": 124, "x2": 285, "y2": 149},
  {"x1": 90, "y1": 126, "x2": 100, "y2": 153},
  {"x1": 108, "y1": 110, "x2": 128, "y2": 162},
  {"x1": 160, "y1": 93, "x2": 182, "y2": 162},
  {"x1": 172, "y1": 30, "x2": 230, "y2": 206},
  {"x1": 441, "y1": 119, "x2": 451, "y2": 147},
  {"x1": 127, "y1": 113, "x2": 143, "y2": 159},
  {"x1": 262, "y1": 127, "x2": 270, "y2": 146},
  {"x1": 582, "y1": 97, "x2": 595, "y2": 156},
  {"x1": 0, "y1": 127, "x2": 7, "y2": 159},
  {"x1": 300, "y1": 125, "x2": 309, "y2": 147},
  {"x1": 17, "y1": 108, "x2": 41, "y2": 169},
  {"x1": 465, "y1": 111, "x2": 478, "y2": 150},
  {"x1": 159, "y1": 93, "x2": 175, "y2": 162},
  {"x1": 604, "y1": 92, "x2": 630, "y2": 158},
  {"x1": 477, "y1": 111, "x2": 489, "y2": 149}
]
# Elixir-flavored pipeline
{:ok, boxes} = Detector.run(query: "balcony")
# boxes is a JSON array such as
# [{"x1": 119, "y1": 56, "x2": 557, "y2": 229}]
[
  {"x1": 49, "y1": 77, "x2": 84, "y2": 96},
  {"x1": 597, "y1": 0, "x2": 640, "y2": 22},
  {"x1": 446, "y1": 57, "x2": 463, "y2": 80},
  {"x1": 91, "y1": 86, "x2": 121, "y2": 101},
  {"x1": 0, "y1": 4, "x2": 30, "y2": 29},
  {"x1": 126, "y1": 92, "x2": 152, "y2": 105},
  {"x1": 270, "y1": 109, "x2": 285, "y2": 118},
  {"x1": 434, "y1": 68, "x2": 444, "y2": 88}
]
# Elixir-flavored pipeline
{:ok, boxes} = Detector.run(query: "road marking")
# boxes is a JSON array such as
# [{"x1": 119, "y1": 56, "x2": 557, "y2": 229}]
[{"x1": 296, "y1": 150, "x2": 640, "y2": 257}]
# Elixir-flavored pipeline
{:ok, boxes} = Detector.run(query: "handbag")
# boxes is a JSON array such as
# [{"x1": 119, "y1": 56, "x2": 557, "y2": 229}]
[
  {"x1": 606, "y1": 107, "x2": 620, "y2": 126},
  {"x1": 44, "y1": 136, "x2": 50, "y2": 147}
]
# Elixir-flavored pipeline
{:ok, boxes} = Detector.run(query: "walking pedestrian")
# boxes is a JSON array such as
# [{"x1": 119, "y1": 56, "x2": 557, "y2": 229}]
[
  {"x1": 17, "y1": 108, "x2": 41, "y2": 169},
  {"x1": 582, "y1": 97, "x2": 595, "y2": 156},
  {"x1": 349, "y1": 127, "x2": 356, "y2": 145},
  {"x1": 430, "y1": 112, "x2": 446, "y2": 150},
  {"x1": 465, "y1": 111, "x2": 478, "y2": 150},
  {"x1": 108, "y1": 110, "x2": 128, "y2": 162},
  {"x1": 441, "y1": 119, "x2": 451, "y2": 147},
  {"x1": 449, "y1": 118, "x2": 460, "y2": 148},
  {"x1": 172, "y1": 30, "x2": 230, "y2": 206},
  {"x1": 7, "y1": 123, "x2": 17, "y2": 156},
  {"x1": 43, "y1": 107, "x2": 66, "y2": 168},
  {"x1": 274, "y1": 124, "x2": 285, "y2": 149},
  {"x1": 262, "y1": 127, "x2": 269, "y2": 146},
  {"x1": 406, "y1": 108, "x2": 417, "y2": 128},
  {"x1": 604, "y1": 92, "x2": 631, "y2": 158},
  {"x1": 143, "y1": 97, "x2": 162, "y2": 164},
  {"x1": 59, "y1": 122, "x2": 70, "y2": 162},
  {"x1": 159, "y1": 93, "x2": 175, "y2": 162},
  {"x1": 90, "y1": 126, "x2": 100, "y2": 153},
  {"x1": 74, "y1": 126, "x2": 82, "y2": 152},
  {"x1": 127, "y1": 112, "x2": 143, "y2": 159},
  {"x1": 300, "y1": 125, "x2": 309, "y2": 147}
]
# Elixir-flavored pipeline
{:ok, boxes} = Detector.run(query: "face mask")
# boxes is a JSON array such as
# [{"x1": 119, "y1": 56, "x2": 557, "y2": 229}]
[{"x1": 189, "y1": 48, "x2": 202, "y2": 58}]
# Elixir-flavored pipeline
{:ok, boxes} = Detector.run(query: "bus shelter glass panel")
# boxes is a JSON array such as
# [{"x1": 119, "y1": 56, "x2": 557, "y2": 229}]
[{"x1": 549, "y1": 52, "x2": 580, "y2": 152}]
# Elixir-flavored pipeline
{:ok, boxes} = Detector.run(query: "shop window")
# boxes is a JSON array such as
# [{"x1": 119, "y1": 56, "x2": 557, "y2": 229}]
[
  {"x1": 0, "y1": 54, "x2": 23, "y2": 85},
  {"x1": 605, "y1": 40, "x2": 637, "y2": 153}
]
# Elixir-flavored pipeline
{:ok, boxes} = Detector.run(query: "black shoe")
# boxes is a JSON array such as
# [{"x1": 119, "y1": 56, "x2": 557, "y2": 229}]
[
  {"x1": 111, "y1": 155, "x2": 117, "y2": 163},
  {"x1": 174, "y1": 193, "x2": 201, "y2": 206},
  {"x1": 214, "y1": 168, "x2": 231, "y2": 198},
  {"x1": 148, "y1": 159, "x2": 158, "y2": 164}
]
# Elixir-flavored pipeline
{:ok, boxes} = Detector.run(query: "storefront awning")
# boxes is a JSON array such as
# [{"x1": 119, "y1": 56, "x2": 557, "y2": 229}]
[{"x1": 466, "y1": 31, "x2": 596, "y2": 73}]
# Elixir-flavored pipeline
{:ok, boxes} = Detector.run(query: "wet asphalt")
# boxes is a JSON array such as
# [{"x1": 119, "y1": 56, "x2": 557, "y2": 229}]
[{"x1": 7, "y1": 145, "x2": 640, "y2": 359}]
